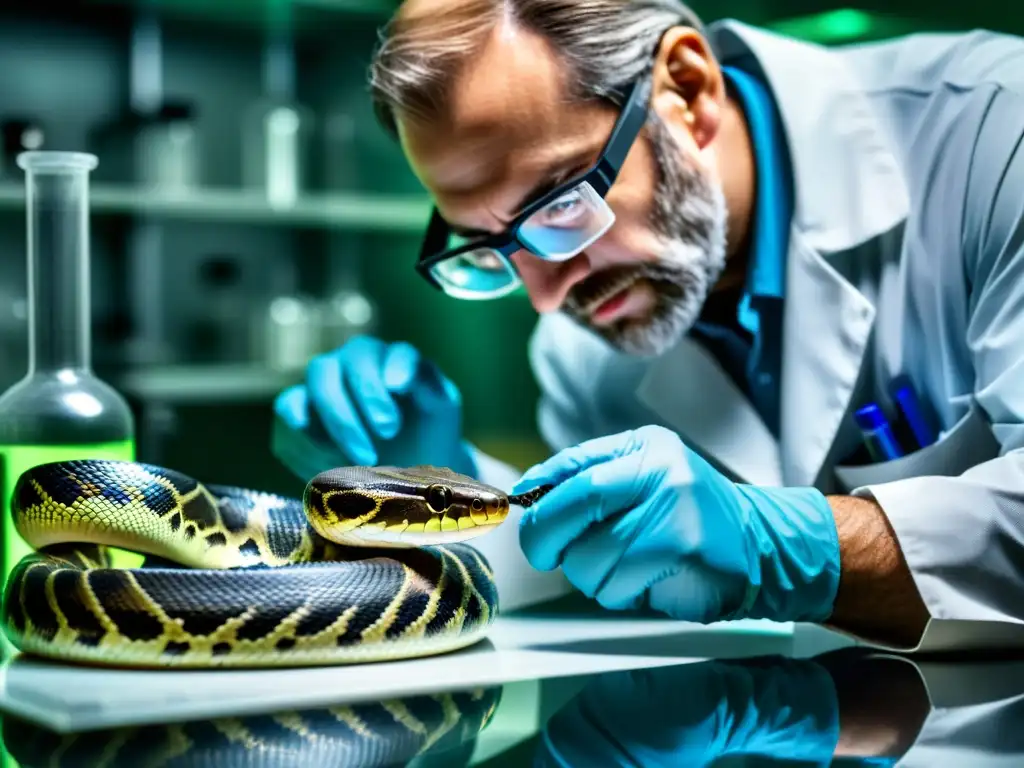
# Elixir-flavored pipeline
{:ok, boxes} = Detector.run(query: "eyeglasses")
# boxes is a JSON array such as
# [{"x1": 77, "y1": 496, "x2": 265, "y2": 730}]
[{"x1": 415, "y1": 69, "x2": 654, "y2": 300}]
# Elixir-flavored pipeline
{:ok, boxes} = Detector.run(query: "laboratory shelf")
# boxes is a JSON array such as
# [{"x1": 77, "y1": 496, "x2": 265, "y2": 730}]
[
  {"x1": 117, "y1": 363, "x2": 302, "y2": 402},
  {"x1": 0, "y1": 183, "x2": 431, "y2": 233}
]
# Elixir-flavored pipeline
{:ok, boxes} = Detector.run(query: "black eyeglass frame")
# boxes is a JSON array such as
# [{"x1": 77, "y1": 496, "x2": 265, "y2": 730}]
[{"x1": 414, "y1": 66, "x2": 655, "y2": 293}]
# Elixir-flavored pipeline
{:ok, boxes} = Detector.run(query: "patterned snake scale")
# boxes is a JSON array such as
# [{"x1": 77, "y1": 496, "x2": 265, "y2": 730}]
[
  {"x1": 3, "y1": 686, "x2": 502, "y2": 768},
  {"x1": 0, "y1": 459, "x2": 552, "y2": 669}
]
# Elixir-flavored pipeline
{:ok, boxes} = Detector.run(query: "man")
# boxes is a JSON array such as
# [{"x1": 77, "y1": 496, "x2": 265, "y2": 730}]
[{"x1": 272, "y1": 0, "x2": 1024, "y2": 652}]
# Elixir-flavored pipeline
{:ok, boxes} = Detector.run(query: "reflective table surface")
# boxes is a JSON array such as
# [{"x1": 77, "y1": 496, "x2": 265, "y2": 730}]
[{"x1": 2, "y1": 596, "x2": 1022, "y2": 767}]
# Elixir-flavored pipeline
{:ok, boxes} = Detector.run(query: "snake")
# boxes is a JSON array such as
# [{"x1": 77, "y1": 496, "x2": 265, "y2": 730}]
[
  {"x1": 2, "y1": 685, "x2": 502, "y2": 768},
  {"x1": 0, "y1": 459, "x2": 552, "y2": 669}
]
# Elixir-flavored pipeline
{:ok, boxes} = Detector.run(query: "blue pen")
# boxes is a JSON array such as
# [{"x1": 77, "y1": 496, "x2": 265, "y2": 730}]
[
  {"x1": 854, "y1": 403, "x2": 904, "y2": 463},
  {"x1": 888, "y1": 374, "x2": 938, "y2": 450}
]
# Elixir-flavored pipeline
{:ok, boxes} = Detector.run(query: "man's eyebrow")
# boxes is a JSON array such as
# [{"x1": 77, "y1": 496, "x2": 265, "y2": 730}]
[
  {"x1": 447, "y1": 151, "x2": 596, "y2": 239},
  {"x1": 508, "y1": 159, "x2": 590, "y2": 219}
]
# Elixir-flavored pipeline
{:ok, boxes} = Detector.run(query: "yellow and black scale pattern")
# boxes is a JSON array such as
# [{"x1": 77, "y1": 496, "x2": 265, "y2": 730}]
[
  {"x1": 1, "y1": 459, "x2": 550, "y2": 669},
  {"x1": 3, "y1": 686, "x2": 502, "y2": 768}
]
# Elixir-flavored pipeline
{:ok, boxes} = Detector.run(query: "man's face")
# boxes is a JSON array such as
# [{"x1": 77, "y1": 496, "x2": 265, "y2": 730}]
[{"x1": 398, "y1": 25, "x2": 729, "y2": 357}]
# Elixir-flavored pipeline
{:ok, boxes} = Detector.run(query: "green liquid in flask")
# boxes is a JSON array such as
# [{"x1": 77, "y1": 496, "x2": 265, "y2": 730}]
[{"x1": 0, "y1": 152, "x2": 138, "y2": 596}]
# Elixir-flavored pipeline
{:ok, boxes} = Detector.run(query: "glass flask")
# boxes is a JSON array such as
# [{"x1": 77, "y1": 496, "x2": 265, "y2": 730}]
[{"x1": 0, "y1": 151, "x2": 136, "y2": 590}]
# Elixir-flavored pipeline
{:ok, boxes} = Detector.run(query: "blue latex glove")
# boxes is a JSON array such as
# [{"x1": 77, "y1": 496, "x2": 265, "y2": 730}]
[
  {"x1": 536, "y1": 657, "x2": 841, "y2": 767},
  {"x1": 514, "y1": 425, "x2": 840, "y2": 624},
  {"x1": 272, "y1": 335, "x2": 476, "y2": 481}
]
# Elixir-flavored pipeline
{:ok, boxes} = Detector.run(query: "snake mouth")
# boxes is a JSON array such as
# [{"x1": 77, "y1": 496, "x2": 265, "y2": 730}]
[
  {"x1": 334, "y1": 498, "x2": 509, "y2": 548},
  {"x1": 332, "y1": 523, "x2": 501, "y2": 547}
]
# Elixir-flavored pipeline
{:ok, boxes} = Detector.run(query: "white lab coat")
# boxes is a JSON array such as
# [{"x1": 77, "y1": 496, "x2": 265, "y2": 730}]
[{"x1": 469, "y1": 19, "x2": 1024, "y2": 653}]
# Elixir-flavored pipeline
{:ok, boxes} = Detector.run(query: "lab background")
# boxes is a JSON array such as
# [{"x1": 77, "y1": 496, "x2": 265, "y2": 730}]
[{"x1": 0, "y1": 0, "x2": 1017, "y2": 499}]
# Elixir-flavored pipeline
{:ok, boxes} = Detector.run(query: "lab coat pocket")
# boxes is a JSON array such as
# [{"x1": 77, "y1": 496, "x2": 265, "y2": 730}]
[{"x1": 833, "y1": 404, "x2": 1000, "y2": 492}]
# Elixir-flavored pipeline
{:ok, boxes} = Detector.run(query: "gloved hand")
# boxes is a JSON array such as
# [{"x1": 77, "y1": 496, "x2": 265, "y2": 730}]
[
  {"x1": 536, "y1": 657, "x2": 841, "y2": 767},
  {"x1": 272, "y1": 335, "x2": 476, "y2": 481},
  {"x1": 514, "y1": 425, "x2": 840, "y2": 624}
]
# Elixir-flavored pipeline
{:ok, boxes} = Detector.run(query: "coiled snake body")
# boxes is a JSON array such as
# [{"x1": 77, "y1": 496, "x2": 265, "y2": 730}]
[{"x1": 1, "y1": 459, "x2": 550, "y2": 669}]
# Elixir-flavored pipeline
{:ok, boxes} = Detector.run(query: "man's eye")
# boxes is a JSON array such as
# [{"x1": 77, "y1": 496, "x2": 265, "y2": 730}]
[
  {"x1": 459, "y1": 251, "x2": 504, "y2": 270},
  {"x1": 538, "y1": 191, "x2": 586, "y2": 226}
]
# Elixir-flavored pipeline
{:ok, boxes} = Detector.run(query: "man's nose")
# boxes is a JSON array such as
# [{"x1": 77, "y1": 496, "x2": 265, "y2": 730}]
[{"x1": 512, "y1": 251, "x2": 590, "y2": 313}]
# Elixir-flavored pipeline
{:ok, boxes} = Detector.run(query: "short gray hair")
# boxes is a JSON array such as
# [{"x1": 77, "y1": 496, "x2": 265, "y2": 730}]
[{"x1": 368, "y1": 0, "x2": 705, "y2": 136}]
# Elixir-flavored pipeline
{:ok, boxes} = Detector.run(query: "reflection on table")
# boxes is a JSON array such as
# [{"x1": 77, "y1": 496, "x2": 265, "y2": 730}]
[
  {"x1": 3, "y1": 686, "x2": 500, "y2": 768},
  {"x1": 533, "y1": 649, "x2": 1024, "y2": 768},
  {"x1": 5, "y1": 635, "x2": 1024, "y2": 767}
]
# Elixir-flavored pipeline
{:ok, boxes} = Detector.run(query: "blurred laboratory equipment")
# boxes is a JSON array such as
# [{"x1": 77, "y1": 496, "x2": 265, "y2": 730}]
[
  {"x1": 320, "y1": 108, "x2": 378, "y2": 351},
  {"x1": 242, "y1": 0, "x2": 313, "y2": 206},
  {"x1": 117, "y1": 9, "x2": 177, "y2": 377},
  {"x1": 0, "y1": 151, "x2": 136, "y2": 588},
  {"x1": 251, "y1": 288, "x2": 378, "y2": 371},
  {"x1": 90, "y1": 4, "x2": 199, "y2": 192},
  {"x1": 91, "y1": 102, "x2": 200, "y2": 190},
  {"x1": 0, "y1": 117, "x2": 45, "y2": 179},
  {"x1": 320, "y1": 288, "x2": 378, "y2": 350},
  {"x1": 242, "y1": 99, "x2": 313, "y2": 206},
  {"x1": 188, "y1": 255, "x2": 250, "y2": 363},
  {"x1": 253, "y1": 294, "x2": 322, "y2": 371},
  {"x1": 135, "y1": 103, "x2": 199, "y2": 191}
]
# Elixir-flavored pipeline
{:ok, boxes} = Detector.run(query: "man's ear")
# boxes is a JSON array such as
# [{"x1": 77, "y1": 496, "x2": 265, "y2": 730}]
[{"x1": 651, "y1": 26, "x2": 725, "y2": 149}]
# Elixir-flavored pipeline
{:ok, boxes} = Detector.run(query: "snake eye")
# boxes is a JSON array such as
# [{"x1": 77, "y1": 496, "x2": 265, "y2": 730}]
[
  {"x1": 426, "y1": 484, "x2": 452, "y2": 514},
  {"x1": 471, "y1": 499, "x2": 483, "y2": 511}
]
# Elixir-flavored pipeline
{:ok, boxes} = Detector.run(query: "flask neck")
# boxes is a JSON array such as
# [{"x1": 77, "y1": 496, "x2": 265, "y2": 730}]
[{"x1": 25, "y1": 169, "x2": 91, "y2": 375}]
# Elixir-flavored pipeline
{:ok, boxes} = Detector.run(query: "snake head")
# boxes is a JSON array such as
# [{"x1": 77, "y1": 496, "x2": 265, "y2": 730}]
[{"x1": 304, "y1": 466, "x2": 510, "y2": 548}]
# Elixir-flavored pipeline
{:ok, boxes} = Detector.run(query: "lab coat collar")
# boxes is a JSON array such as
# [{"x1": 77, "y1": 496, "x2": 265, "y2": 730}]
[
  {"x1": 637, "y1": 20, "x2": 893, "y2": 487},
  {"x1": 721, "y1": 65, "x2": 792, "y2": 305},
  {"x1": 708, "y1": 19, "x2": 911, "y2": 255}
]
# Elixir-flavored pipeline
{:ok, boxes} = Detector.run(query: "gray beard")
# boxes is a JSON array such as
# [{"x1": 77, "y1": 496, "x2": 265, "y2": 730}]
[{"x1": 562, "y1": 112, "x2": 728, "y2": 357}]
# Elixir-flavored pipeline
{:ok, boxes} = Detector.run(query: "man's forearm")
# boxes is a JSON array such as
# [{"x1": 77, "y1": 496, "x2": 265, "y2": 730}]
[{"x1": 823, "y1": 495, "x2": 931, "y2": 648}]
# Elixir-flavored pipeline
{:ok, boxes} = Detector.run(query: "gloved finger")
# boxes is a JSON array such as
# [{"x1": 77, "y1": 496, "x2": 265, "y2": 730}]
[
  {"x1": 306, "y1": 353, "x2": 377, "y2": 465},
  {"x1": 339, "y1": 337, "x2": 401, "y2": 440},
  {"x1": 407, "y1": 357, "x2": 462, "y2": 416},
  {"x1": 571, "y1": 494, "x2": 724, "y2": 618},
  {"x1": 512, "y1": 428, "x2": 646, "y2": 494},
  {"x1": 382, "y1": 341, "x2": 422, "y2": 394},
  {"x1": 519, "y1": 450, "x2": 646, "y2": 572},
  {"x1": 645, "y1": 568, "x2": 740, "y2": 624},
  {"x1": 559, "y1": 500, "x2": 657, "y2": 604},
  {"x1": 272, "y1": 383, "x2": 335, "y2": 445},
  {"x1": 273, "y1": 384, "x2": 309, "y2": 431}
]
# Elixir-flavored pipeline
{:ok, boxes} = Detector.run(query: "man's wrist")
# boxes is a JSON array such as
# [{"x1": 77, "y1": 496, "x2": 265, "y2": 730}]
[{"x1": 823, "y1": 494, "x2": 930, "y2": 648}]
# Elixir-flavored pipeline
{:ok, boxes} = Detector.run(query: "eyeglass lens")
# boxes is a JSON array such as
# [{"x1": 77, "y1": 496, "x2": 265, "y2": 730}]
[{"x1": 430, "y1": 180, "x2": 615, "y2": 298}]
